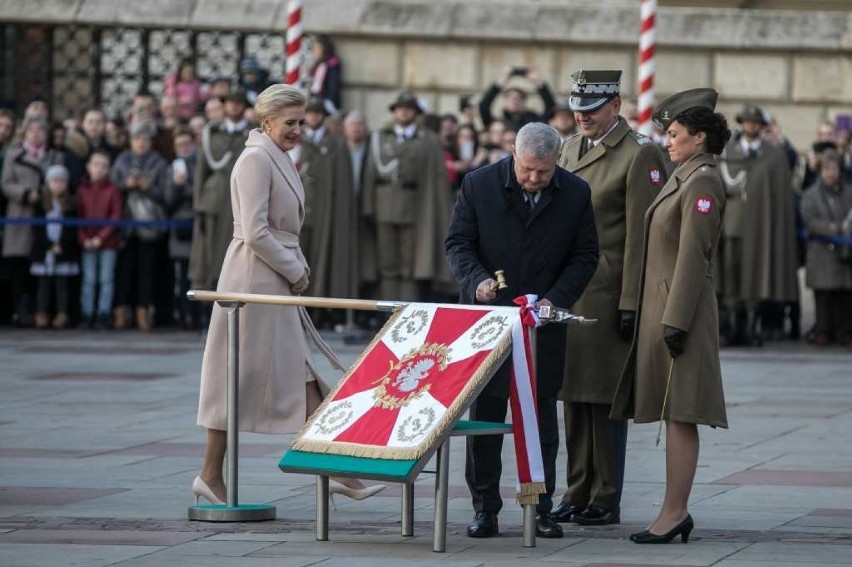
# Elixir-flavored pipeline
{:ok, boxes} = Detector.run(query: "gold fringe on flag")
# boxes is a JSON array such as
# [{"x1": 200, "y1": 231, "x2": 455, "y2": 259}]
[{"x1": 516, "y1": 481, "x2": 547, "y2": 505}]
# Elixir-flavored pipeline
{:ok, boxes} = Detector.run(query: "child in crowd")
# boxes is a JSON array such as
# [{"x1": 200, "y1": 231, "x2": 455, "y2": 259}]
[
  {"x1": 30, "y1": 165, "x2": 79, "y2": 329},
  {"x1": 77, "y1": 150, "x2": 123, "y2": 329}
]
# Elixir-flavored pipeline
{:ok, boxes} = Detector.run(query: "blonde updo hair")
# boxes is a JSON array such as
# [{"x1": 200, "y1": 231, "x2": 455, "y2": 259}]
[{"x1": 255, "y1": 84, "x2": 306, "y2": 129}]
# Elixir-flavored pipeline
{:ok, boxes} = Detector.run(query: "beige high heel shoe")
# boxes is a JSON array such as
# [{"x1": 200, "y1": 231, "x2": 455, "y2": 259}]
[
  {"x1": 328, "y1": 479, "x2": 386, "y2": 508},
  {"x1": 192, "y1": 476, "x2": 224, "y2": 505}
]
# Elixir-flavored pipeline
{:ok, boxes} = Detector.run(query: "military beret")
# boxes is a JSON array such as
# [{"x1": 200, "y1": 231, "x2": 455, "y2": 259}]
[
  {"x1": 735, "y1": 104, "x2": 768, "y2": 125},
  {"x1": 568, "y1": 69, "x2": 622, "y2": 112},
  {"x1": 388, "y1": 91, "x2": 423, "y2": 113},
  {"x1": 652, "y1": 88, "x2": 719, "y2": 130}
]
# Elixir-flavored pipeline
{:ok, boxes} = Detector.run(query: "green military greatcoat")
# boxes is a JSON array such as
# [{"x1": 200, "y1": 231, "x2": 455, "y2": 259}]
[{"x1": 558, "y1": 119, "x2": 669, "y2": 404}]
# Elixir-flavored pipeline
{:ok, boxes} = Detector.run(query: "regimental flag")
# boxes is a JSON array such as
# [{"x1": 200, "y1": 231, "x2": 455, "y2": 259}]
[{"x1": 293, "y1": 303, "x2": 518, "y2": 460}]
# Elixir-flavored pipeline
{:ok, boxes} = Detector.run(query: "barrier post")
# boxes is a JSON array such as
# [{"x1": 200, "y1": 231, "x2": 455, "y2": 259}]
[{"x1": 187, "y1": 301, "x2": 276, "y2": 522}]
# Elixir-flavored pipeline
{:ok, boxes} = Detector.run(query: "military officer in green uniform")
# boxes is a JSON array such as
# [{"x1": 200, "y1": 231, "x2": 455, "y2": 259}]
[
  {"x1": 361, "y1": 92, "x2": 453, "y2": 301},
  {"x1": 298, "y1": 97, "x2": 357, "y2": 320},
  {"x1": 188, "y1": 90, "x2": 251, "y2": 291},
  {"x1": 552, "y1": 70, "x2": 669, "y2": 526},
  {"x1": 719, "y1": 105, "x2": 797, "y2": 345}
]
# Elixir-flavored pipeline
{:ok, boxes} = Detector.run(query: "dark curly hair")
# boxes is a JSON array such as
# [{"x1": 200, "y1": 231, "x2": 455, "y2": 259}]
[{"x1": 673, "y1": 107, "x2": 731, "y2": 155}]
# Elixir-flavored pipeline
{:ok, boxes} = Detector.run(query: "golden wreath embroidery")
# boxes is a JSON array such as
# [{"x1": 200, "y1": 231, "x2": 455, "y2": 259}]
[
  {"x1": 390, "y1": 309, "x2": 429, "y2": 344},
  {"x1": 470, "y1": 315, "x2": 510, "y2": 349},
  {"x1": 396, "y1": 407, "x2": 438, "y2": 442},
  {"x1": 372, "y1": 343, "x2": 449, "y2": 410},
  {"x1": 314, "y1": 400, "x2": 355, "y2": 435}
]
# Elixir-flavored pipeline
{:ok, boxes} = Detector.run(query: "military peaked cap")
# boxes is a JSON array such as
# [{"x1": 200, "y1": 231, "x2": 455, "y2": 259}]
[
  {"x1": 735, "y1": 104, "x2": 767, "y2": 125},
  {"x1": 653, "y1": 88, "x2": 719, "y2": 130},
  {"x1": 568, "y1": 69, "x2": 622, "y2": 112},
  {"x1": 388, "y1": 91, "x2": 423, "y2": 113}
]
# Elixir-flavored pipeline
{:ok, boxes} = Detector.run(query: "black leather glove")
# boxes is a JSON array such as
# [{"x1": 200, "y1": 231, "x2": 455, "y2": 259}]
[
  {"x1": 619, "y1": 310, "x2": 636, "y2": 341},
  {"x1": 663, "y1": 325, "x2": 686, "y2": 358}
]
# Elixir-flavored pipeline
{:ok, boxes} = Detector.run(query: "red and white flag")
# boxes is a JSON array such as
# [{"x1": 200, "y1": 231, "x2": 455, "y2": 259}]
[{"x1": 293, "y1": 301, "x2": 546, "y2": 503}]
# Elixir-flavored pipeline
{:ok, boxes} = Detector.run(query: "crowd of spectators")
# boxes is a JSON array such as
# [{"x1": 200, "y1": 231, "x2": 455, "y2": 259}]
[{"x1": 0, "y1": 37, "x2": 849, "y2": 344}]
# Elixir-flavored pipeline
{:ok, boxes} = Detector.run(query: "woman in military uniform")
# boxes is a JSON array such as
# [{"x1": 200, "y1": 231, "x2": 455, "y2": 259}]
[{"x1": 611, "y1": 89, "x2": 731, "y2": 544}]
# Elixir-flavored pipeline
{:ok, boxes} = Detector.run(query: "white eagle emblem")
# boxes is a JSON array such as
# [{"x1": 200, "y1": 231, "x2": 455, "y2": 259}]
[
  {"x1": 393, "y1": 358, "x2": 435, "y2": 392},
  {"x1": 649, "y1": 168, "x2": 661, "y2": 185},
  {"x1": 696, "y1": 197, "x2": 712, "y2": 214}
]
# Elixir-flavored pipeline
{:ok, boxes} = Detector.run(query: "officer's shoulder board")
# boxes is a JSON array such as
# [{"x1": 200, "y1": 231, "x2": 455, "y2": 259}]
[{"x1": 628, "y1": 131, "x2": 652, "y2": 146}]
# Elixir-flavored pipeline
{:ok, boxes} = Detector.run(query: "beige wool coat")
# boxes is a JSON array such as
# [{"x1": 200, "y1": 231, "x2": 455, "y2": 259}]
[
  {"x1": 197, "y1": 129, "x2": 314, "y2": 434},
  {"x1": 611, "y1": 153, "x2": 728, "y2": 428},
  {"x1": 558, "y1": 119, "x2": 669, "y2": 404},
  {"x1": 1, "y1": 147, "x2": 64, "y2": 257}
]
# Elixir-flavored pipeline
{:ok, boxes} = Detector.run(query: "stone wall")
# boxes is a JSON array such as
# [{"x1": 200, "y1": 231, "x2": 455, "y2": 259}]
[{"x1": 3, "y1": 0, "x2": 852, "y2": 149}]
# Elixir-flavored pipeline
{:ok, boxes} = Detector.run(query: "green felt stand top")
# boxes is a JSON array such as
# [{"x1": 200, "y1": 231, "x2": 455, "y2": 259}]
[{"x1": 279, "y1": 420, "x2": 512, "y2": 482}]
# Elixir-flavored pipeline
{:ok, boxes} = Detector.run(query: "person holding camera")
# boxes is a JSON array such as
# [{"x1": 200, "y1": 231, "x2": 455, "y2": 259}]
[
  {"x1": 478, "y1": 66, "x2": 556, "y2": 132},
  {"x1": 165, "y1": 126, "x2": 198, "y2": 329}
]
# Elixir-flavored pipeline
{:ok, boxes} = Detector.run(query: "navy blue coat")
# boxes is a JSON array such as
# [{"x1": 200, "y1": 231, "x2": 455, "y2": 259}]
[{"x1": 445, "y1": 156, "x2": 599, "y2": 398}]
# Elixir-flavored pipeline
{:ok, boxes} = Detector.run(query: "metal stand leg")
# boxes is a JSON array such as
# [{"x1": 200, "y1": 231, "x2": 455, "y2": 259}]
[
  {"x1": 317, "y1": 475, "x2": 329, "y2": 541},
  {"x1": 433, "y1": 439, "x2": 450, "y2": 552},
  {"x1": 226, "y1": 304, "x2": 240, "y2": 507},
  {"x1": 523, "y1": 503, "x2": 536, "y2": 547},
  {"x1": 188, "y1": 302, "x2": 275, "y2": 522},
  {"x1": 401, "y1": 482, "x2": 414, "y2": 536}
]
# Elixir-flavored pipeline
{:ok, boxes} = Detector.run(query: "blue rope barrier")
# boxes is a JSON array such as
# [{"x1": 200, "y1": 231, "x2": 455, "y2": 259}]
[
  {"x1": 798, "y1": 229, "x2": 852, "y2": 246},
  {"x1": 0, "y1": 217, "x2": 191, "y2": 229},
  {"x1": 0, "y1": 218, "x2": 849, "y2": 245}
]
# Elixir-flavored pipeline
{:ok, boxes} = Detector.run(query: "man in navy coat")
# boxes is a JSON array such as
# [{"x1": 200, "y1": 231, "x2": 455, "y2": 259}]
[{"x1": 445, "y1": 122, "x2": 599, "y2": 538}]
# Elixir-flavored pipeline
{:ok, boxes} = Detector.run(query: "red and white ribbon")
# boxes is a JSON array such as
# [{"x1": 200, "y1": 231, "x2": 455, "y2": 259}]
[
  {"x1": 509, "y1": 295, "x2": 546, "y2": 504},
  {"x1": 285, "y1": 0, "x2": 303, "y2": 86},
  {"x1": 637, "y1": 0, "x2": 657, "y2": 136}
]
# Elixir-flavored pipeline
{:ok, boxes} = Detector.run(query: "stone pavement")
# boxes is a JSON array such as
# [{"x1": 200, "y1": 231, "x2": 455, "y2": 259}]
[{"x1": 0, "y1": 328, "x2": 851, "y2": 566}]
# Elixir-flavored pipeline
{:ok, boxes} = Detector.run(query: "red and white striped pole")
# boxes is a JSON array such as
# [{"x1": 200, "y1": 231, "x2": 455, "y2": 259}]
[
  {"x1": 285, "y1": 0, "x2": 303, "y2": 86},
  {"x1": 637, "y1": 0, "x2": 657, "y2": 136}
]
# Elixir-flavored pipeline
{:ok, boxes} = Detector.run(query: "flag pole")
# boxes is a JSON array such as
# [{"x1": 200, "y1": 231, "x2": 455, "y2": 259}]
[
  {"x1": 285, "y1": 0, "x2": 304, "y2": 86},
  {"x1": 187, "y1": 290, "x2": 403, "y2": 312},
  {"x1": 637, "y1": 0, "x2": 657, "y2": 136}
]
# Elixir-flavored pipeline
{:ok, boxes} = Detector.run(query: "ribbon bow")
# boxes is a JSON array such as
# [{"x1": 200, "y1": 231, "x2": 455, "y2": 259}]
[{"x1": 513, "y1": 294, "x2": 542, "y2": 328}]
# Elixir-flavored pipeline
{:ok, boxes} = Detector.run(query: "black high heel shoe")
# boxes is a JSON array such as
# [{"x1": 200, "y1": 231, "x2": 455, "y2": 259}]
[{"x1": 632, "y1": 514, "x2": 693, "y2": 544}]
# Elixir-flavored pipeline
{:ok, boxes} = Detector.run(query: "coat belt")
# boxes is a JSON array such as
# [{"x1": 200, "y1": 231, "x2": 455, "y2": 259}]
[{"x1": 232, "y1": 222, "x2": 300, "y2": 248}]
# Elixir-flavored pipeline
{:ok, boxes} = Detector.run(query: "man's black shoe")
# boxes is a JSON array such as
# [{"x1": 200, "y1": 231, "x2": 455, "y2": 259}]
[
  {"x1": 573, "y1": 506, "x2": 620, "y2": 526},
  {"x1": 551, "y1": 502, "x2": 584, "y2": 523},
  {"x1": 467, "y1": 511, "x2": 499, "y2": 538},
  {"x1": 535, "y1": 514, "x2": 564, "y2": 538}
]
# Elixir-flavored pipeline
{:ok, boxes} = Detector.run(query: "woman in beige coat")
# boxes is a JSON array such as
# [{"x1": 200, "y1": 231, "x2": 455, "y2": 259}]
[
  {"x1": 1, "y1": 118, "x2": 64, "y2": 326},
  {"x1": 194, "y1": 85, "x2": 383, "y2": 505},
  {"x1": 611, "y1": 89, "x2": 730, "y2": 544}
]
